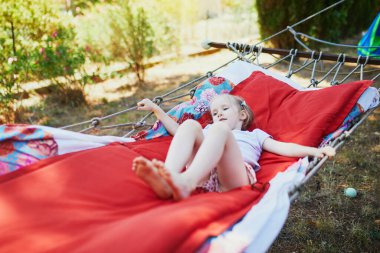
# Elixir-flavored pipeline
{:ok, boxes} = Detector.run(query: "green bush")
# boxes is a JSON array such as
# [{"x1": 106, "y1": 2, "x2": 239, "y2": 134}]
[
  {"x1": 31, "y1": 26, "x2": 86, "y2": 82},
  {"x1": 0, "y1": 0, "x2": 88, "y2": 123},
  {"x1": 255, "y1": 0, "x2": 380, "y2": 49}
]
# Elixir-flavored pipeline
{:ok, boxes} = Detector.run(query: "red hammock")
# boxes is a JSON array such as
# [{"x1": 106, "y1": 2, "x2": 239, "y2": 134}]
[{"x1": 0, "y1": 71, "x2": 370, "y2": 253}]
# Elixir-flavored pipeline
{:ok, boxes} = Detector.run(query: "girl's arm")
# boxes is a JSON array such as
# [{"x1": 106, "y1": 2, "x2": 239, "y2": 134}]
[
  {"x1": 262, "y1": 138, "x2": 336, "y2": 158},
  {"x1": 137, "y1": 98, "x2": 179, "y2": 135}
]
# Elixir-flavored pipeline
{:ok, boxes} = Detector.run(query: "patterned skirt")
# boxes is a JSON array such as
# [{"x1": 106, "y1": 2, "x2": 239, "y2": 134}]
[{"x1": 195, "y1": 162, "x2": 257, "y2": 193}]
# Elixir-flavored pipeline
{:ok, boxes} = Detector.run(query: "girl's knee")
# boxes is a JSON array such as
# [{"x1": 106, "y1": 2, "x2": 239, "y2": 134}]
[
  {"x1": 179, "y1": 119, "x2": 202, "y2": 132},
  {"x1": 208, "y1": 122, "x2": 230, "y2": 135}
]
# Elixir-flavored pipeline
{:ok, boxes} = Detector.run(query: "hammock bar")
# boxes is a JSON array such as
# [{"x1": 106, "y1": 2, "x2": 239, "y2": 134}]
[{"x1": 207, "y1": 42, "x2": 380, "y2": 65}]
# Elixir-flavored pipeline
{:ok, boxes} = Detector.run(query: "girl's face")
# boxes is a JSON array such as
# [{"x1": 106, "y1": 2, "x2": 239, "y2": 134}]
[{"x1": 210, "y1": 95, "x2": 246, "y2": 130}]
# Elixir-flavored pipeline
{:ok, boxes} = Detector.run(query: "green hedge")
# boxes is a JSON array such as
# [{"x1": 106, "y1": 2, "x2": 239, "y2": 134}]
[{"x1": 255, "y1": 0, "x2": 380, "y2": 49}]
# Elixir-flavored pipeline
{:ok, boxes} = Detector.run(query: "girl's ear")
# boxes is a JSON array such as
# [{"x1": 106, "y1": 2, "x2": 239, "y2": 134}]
[{"x1": 239, "y1": 110, "x2": 248, "y2": 121}]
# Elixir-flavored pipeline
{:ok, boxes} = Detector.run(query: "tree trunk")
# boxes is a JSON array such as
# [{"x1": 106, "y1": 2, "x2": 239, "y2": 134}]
[{"x1": 10, "y1": 20, "x2": 16, "y2": 55}]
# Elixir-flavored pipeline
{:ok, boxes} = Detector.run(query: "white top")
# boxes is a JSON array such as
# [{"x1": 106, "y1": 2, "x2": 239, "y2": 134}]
[{"x1": 203, "y1": 125, "x2": 271, "y2": 171}]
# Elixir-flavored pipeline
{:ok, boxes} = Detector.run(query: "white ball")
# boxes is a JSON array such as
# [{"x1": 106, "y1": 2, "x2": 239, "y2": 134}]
[{"x1": 201, "y1": 40, "x2": 211, "y2": 50}]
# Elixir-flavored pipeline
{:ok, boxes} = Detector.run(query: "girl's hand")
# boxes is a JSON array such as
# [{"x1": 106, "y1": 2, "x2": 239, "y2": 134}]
[
  {"x1": 137, "y1": 98, "x2": 158, "y2": 112},
  {"x1": 315, "y1": 146, "x2": 336, "y2": 158},
  {"x1": 136, "y1": 98, "x2": 179, "y2": 135}
]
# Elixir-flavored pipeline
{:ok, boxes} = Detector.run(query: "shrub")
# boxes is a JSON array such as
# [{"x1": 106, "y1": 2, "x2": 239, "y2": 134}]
[
  {"x1": 0, "y1": 0, "x2": 89, "y2": 122},
  {"x1": 109, "y1": 0, "x2": 154, "y2": 84},
  {"x1": 30, "y1": 25, "x2": 88, "y2": 106},
  {"x1": 75, "y1": 0, "x2": 178, "y2": 64}
]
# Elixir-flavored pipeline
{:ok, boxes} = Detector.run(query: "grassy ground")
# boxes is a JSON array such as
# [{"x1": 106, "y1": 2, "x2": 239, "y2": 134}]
[{"x1": 17, "y1": 49, "x2": 380, "y2": 252}]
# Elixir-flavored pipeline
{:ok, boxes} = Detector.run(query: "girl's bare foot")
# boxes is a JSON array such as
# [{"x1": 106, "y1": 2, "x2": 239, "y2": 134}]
[
  {"x1": 153, "y1": 160, "x2": 192, "y2": 201},
  {"x1": 132, "y1": 156, "x2": 172, "y2": 199}
]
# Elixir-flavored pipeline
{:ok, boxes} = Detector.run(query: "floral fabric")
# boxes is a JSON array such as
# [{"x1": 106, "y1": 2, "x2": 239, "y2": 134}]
[
  {"x1": 132, "y1": 76, "x2": 235, "y2": 140},
  {"x1": 0, "y1": 124, "x2": 58, "y2": 175},
  {"x1": 321, "y1": 103, "x2": 364, "y2": 146}
]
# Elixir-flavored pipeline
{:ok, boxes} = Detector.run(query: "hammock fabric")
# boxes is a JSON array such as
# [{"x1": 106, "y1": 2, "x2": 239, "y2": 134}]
[
  {"x1": 0, "y1": 71, "x2": 371, "y2": 253},
  {"x1": 358, "y1": 12, "x2": 380, "y2": 58}
]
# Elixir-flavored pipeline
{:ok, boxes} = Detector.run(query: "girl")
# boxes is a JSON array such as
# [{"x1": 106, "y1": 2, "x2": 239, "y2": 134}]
[{"x1": 132, "y1": 94, "x2": 335, "y2": 200}]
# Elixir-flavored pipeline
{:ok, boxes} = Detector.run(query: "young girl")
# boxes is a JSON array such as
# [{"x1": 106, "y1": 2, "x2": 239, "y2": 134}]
[{"x1": 132, "y1": 94, "x2": 336, "y2": 200}]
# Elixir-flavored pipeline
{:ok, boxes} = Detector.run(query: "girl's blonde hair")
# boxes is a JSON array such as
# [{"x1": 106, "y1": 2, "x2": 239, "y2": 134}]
[{"x1": 210, "y1": 94, "x2": 254, "y2": 130}]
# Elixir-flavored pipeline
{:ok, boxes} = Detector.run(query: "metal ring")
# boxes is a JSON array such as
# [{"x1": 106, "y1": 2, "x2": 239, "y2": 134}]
[
  {"x1": 317, "y1": 51, "x2": 323, "y2": 61},
  {"x1": 133, "y1": 121, "x2": 146, "y2": 129},
  {"x1": 242, "y1": 43, "x2": 249, "y2": 54},
  {"x1": 256, "y1": 46, "x2": 263, "y2": 65},
  {"x1": 189, "y1": 88, "x2": 196, "y2": 98},
  {"x1": 248, "y1": 44, "x2": 255, "y2": 55},
  {"x1": 310, "y1": 50, "x2": 315, "y2": 60},
  {"x1": 90, "y1": 117, "x2": 101, "y2": 128},
  {"x1": 363, "y1": 55, "x2": 370, "y2": 65},
  {"x1": 341, "y1": 54, "x2": 346, "y2": 63},
  {"x1": 356, "y1": 55, "x2": 362, "y2": 65},
  {"x1": 153, "y1": 96, "x2": 163, "y2": 105}
]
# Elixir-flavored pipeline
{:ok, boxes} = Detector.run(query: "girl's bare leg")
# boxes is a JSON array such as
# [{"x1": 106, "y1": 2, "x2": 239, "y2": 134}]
[
  {"x1": 164, "y1": 120, "x2": 204, "y2": 173},
  {"x1": 132, "y1": 157, "x2": 172, "y2": 199},
  {"x1": 133, "y1": 120, "x2": 204, "y2": 200},
  {"x1": 162, "y1": 122, "x2": 249, "y2": 200}
]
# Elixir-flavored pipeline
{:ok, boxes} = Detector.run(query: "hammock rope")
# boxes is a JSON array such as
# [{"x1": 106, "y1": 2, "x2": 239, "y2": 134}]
[
  {"x1": 339, "y1": 55, "x2": 370, "y2": 84},
  {"x1": 221, "y1": 42, "x2": 380, "y2": 88},
  {"x1": 267, "y1": 52, "x2": 379, "y2": 75},
  {"x1": 286, "y1": 49, "x2": 298, "y2": 78},
  {"x1": 286, "y1": 51, "x2": 317, "y2": 77},
  {"x1": 288, "y1": 26, "x2": 380, "y2": 52},
  {"x1": 252, "y1": 0, "x2": 346, "y2": 48},
  {"x1": 61, "y1": 58, "x2": 237, "y2": 135}
]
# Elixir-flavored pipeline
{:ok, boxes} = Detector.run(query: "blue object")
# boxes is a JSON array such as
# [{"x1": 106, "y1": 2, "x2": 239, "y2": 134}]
[
  {"x1": 358, "y1": 13, "x2": 380, "y2": 58},
  {"x1": 344, "y1": 187, "x2": 357, "y2": 198}
]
